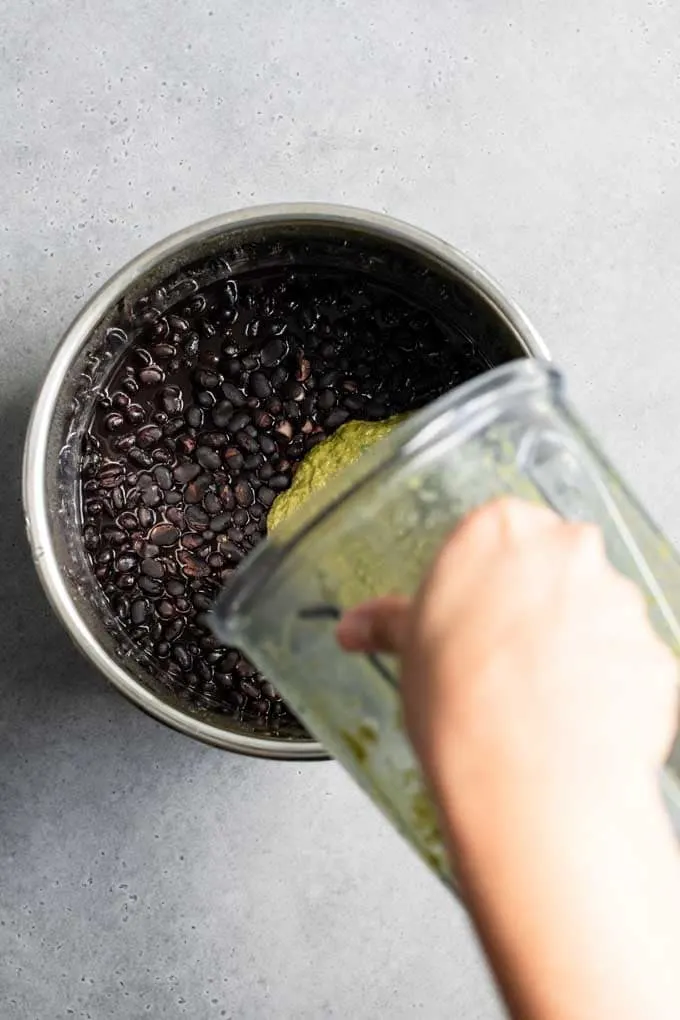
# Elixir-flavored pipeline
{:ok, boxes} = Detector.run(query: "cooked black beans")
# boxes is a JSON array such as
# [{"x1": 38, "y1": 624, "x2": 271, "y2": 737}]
[{"x1": 80, "y1": 253, "x2": 491, "y2": 735}]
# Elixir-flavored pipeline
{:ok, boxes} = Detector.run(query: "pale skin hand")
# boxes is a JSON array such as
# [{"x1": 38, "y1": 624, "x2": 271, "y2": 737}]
[{"x1": 336, "y1": 498, "x2": 680, "y2": 1020}]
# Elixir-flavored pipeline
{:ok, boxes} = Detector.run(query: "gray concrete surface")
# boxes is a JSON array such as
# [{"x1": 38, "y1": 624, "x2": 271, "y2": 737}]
[{"x1": 3, "y1": 1, "x2": 680, "y2": 1017}]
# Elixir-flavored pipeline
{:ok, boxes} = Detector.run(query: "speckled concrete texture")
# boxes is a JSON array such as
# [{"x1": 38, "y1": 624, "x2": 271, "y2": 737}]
[{"x1": 3, "y1": 1, "x2": 680, "y2": 1017}]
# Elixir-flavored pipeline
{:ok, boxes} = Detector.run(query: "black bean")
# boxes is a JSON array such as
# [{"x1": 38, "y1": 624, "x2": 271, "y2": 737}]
[
  {"x1": 185, "y1": 476, "x2": 210, "y2": 504},
  {"x1": 250, "y1": 372, "x2": 272, "y2": 399},
  {"x1": 139, "y1": 367, "x2": 164, "y2": 387},
  {"x1": 235, "y1": 430, "x2": 259, "y2": 454},
  {"x1": 196, "y1": 391, "x2": 216, "y2": 409},
  {"x1": 178, "y1": 551, "x2": 212, "y2": 578},
  {"x1": 116, "y1": 573, "x2": 136, "y2": 591},
  {"x1": 185, "y1": 406, "x2": 203, "y2": 429},
  {"x1": 103, "y1": 528, "x2": 126, "y2": 546},
  {"x1": 141, "y1": 558, "x2": 164, "y2": 579},
  {"x1": 222, "y1": 447, "x2": 244, "y2": 472},
  {"x1": 287, "y1": 435, "x2": 305, "y2": 458},
  {"x1": 242, "y1": 454, "x2": 263, "y2": 472},
  {"x1": 261, "y1": 336, "x2": 288, "y2": 367},
  {"x1": 149, "y1": 523, "x2": 180, "y2": 546},
  {"x1": 138, "y1": 507, "x2": 155, "y2": 529},
  {"x1": 305, "y1": 432, "x2": 326, "y2": 451},
  {"x1": 141, "y1": 484, "x2": 163, "y2": 507},
  {"x1": 166, "y1": 579, "x2": 185, "y2": 597},
  {"x1": 258, "y1": 486, "x2": 275, "y2": 507},
  {"x1": 181, "y1": 533, "x2": 204, "y2": 550},
  {"x1": 324, "y1": 408, "x2": 350, "y2": 430},
  {"x1": 185, "y1": 505, "x2": 210, "y2": 531},
  {"x1": 166, "y1": 507, "x2": 185, "y2": 529},
  {"x1": 152, "y1": 447, "x2": 173, "y2": 465},
  {"x1": 206, "y1": 512, "x2": 229, "y2": 533},
  {"x1": 236, "y1": 658, "x2": 256, "y2": 678},
  {"x1": 259, "y1": 434, "x2": 277, "y2": 456},
  {"x1": 254, "y1": 410, "x2": 274, "y2": 430},
  {"x1": 172, "y1": 644, "x2": 192, "y2": 670},
  {"x1": 111, "y1": 486, "x2": 125, "y2": 511},
  {"x1": 157, "y1": 600, "x2": 175, "y2": 620},
  {"x1": 135, "y1": 424, "x2": 162, "y2": 449},
  {"x1": 234, "y1": 480, "x2": 254, "y2": 507},
  {"x1": 104, "y1": 412, "x2": 125, "y2": 432},
  {"x1": 197, "y1": 446, "x2": 221, "y2": 471},
  {"x1": 130, "y1": 599, "x2": 149, "y2": 625},
  {"x1": 283, "y1": 400, "x2": 302, "y2": 422},
  {"x1": 193, "y1": 593, "x2": 214, "y2": 613},
  {"x1": 269, "y1": 473, "x2": 290, "y2": 492},
  {"x1": 218, "y1": 540, "x2": 243, "y2": 564},
  {"x1": 284, "y1": 380, "x2": 304, "y2": 401},
  {"x1": 129, "y1": 447, "x2": 154, "y2": 468},
  {"x1": 211, "y1": 401, "x2": 234, "y2": 428},
  {"x1": 232, "y1": 507, "x2": 249, "y2": 528},
  {"x1": 164, "y1": 417, "x2": 185, "y2": 437},
  {"x1": 228, "y1": 410, "x2": 250, "y2": 433},
  {"x1": 203, "y1": 492, "x2": 222, "y2": 515},
  {"x1": 221, "y1": 381, "x2": 246, "y2": 406},
  {"x1": 319, "y1": 369, "x2": 341, "y2": 388},
  {"x1": 200, "y1": 432, "x2": 227, "y2": 449},
  {"x1": 118, "y1": 512, "x2": 138, "y2": 532},
  {"x1": 153, "y1": 465, "x2": 173, "y2": 490},
  {"x1": 99, "y1": 464, "x2": 124, "y2": 489},
  {"x1": 318, "y1": 388, "x2": 336, "y2": 410},
  {"x1": 152, "y1": 343, "x2": 176, "y2": 360},
  {"x1": 214, "y1": 671, "x2": 233, "y2": 688},
  {"x1": 249, "y1": 502, "x2": 265, "y2": 520},
  {"x1": 343, "y1": 394, "x2": 364, "y2": 413},
  {"x1": 174, "y1": 462, "x2": 201, "y2": 484},
  {"x1": 241, "y1": 680, "x2": 261, "y2": 699},
  {"x1": 164, "y1": 619, "x2": 185, "y2": 642},
  {"x1": 196, "y1": 369, "x2": 220, "y2": 390}
]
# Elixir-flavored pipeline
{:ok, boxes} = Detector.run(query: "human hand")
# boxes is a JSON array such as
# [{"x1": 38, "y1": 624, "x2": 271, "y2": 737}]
[{"x1": 336, "y1": 497, "x2": 678, "y2": 845}]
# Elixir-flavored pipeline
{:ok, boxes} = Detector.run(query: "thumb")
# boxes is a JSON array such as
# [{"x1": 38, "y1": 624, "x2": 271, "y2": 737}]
[{"x1": 336, "y1": 595, "x2": 411, "y2": 655}]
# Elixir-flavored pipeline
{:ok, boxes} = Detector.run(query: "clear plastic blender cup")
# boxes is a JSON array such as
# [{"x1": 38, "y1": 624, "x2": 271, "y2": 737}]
[{"x1": 211, "y1": 359, "x2": 680, "y2": 888}]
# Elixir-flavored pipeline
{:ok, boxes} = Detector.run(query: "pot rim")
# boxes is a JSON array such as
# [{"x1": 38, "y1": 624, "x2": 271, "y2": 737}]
[{"x1": 22, "y1": 202, "x2": 550, "y2": 760}]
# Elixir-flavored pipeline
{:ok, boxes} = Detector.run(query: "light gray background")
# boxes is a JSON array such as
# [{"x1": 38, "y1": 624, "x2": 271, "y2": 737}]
[{"x1": 3, "y1": 1, "x2": 680, "y2": 1017}]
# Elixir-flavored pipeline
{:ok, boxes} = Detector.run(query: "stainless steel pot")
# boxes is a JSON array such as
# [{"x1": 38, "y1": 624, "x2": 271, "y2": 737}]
[{"x1": 23, "y1": 203, "x2": 549, "y2": 760}]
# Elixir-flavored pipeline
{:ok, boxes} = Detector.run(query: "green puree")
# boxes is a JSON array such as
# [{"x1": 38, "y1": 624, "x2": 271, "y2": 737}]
[{"x1": 267, "y1": 415, "x2": 408, "y2": 531}]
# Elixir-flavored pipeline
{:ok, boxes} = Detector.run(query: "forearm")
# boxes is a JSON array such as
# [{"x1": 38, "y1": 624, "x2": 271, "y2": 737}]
[{"x1": 438, "y1": 770, "x2": 680, "y2": 1020}]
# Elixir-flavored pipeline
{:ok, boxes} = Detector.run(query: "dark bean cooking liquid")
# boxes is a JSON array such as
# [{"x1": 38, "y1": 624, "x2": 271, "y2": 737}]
[{"x1": 80, "y1": 262, "x2": 495, "y2": 737}]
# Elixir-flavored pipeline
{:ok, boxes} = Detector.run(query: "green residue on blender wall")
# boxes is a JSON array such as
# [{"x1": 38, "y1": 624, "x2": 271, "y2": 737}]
[{"x1": 267, "y1": 415, "x2": 409, "y2": 532}]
